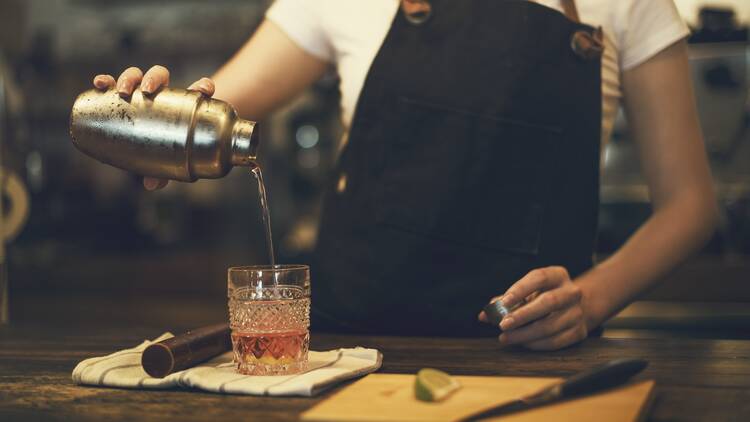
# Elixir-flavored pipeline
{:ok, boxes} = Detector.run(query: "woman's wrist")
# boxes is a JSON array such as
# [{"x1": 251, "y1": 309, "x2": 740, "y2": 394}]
[{"x1": 575, "y1": 273, "x2": 611, "y2": 332}]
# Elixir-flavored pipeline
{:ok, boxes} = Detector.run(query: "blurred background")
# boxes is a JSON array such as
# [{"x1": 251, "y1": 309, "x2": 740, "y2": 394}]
[{"x1": 0, "y1": 0, "x2": 748, "y2": 337}]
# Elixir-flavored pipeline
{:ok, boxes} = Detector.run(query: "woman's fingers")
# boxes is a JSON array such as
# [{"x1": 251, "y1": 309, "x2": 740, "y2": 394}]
[
  {"x1": 499, "y1": 305, "x2": 582, "y2": 345},
  {"x1": 523, "y1": 323, "x2": 588, "y2": 351},
  {"x1": 140, "y1": 65, "x2": 170, "y2": 94},
  {"x1": 93, "y1": 74, "x2": 116, "y2": 90},
  {"x1": 187, "y1": 77, "x2": 216, "y2": 96},
  {"x1": 501, "y1": 284, "x2": 581, "y2": 330},
  {"x1": 502, "y1": 267, "x2": 569, "y2": 308},
  {"x1": 116, "y1": 67, "x2": 144, "y2": 97},
  {"x1": 93, "y1": 65, "x2": 168, "y2": 94},
  {"x1": 143, "y1": 177, "x2": 169, "y2": 191}
]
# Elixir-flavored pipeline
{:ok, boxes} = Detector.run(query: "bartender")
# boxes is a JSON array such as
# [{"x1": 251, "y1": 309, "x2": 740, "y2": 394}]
[{"x1": 92, "y1": 0, "x2": 717, "y2": 349}]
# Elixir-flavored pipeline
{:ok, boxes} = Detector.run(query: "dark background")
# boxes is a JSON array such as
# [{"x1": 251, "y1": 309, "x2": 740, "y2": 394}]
[{"x1": 0, "y1": 0, "x2": 748, "y2": 337}]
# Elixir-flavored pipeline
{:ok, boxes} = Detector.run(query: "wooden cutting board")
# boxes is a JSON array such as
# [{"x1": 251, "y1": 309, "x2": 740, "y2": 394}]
[{"x1": 301, "y1": 373, "x2": 655, "y2": 422}]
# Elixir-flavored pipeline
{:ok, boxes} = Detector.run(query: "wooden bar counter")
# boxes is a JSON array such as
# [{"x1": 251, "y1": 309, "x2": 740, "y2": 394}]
[{"x1": 2, "y1": 322, "x2": 750, "y2": 421}]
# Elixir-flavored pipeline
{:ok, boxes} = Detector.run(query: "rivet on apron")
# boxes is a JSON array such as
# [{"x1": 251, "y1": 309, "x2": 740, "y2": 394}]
[
  {"x1": 401, "y1": 0, "x2": 432, "y2": 25},
  {"x1": 336, "y1": 173, "x2": 347, "y2": 194},
  {"x1": 570, "y1": 27, "x2": 604, "y2": 61}
]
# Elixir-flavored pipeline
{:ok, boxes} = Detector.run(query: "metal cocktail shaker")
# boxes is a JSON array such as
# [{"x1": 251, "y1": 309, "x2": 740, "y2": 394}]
[{"x1": 69, "y1": 88, "x2": 260, "y2": 182}]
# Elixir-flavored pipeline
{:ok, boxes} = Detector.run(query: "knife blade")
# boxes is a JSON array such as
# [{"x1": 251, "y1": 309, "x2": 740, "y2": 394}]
[{"x1": 458, "y1": 358, "x2": 648, "y2": 421}]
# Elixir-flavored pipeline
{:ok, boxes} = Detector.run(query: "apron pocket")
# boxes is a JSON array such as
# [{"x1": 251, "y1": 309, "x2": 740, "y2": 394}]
[{"x1": 375, "y1": 97, "x2": 562, "y2": 256}]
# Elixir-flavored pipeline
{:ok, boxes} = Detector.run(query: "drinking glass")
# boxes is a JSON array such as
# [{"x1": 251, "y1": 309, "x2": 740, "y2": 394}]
[{"x1": 227, "y1": 265, "x2": 310, "y2": 375}]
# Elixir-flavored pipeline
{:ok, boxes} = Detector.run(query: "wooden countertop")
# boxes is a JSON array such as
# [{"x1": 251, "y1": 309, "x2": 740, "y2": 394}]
[{"x1": 2, "y1": 324, "x2": 750, "y2": 421}]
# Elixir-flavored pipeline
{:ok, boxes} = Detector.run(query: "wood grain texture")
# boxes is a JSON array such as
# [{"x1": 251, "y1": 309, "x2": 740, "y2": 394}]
[
  {"x1": 301, "y1": 374, "x2": 654, "y2": 422},
  {"x1": 1, "y1": 324, "x2": 750, "y2": 421}
]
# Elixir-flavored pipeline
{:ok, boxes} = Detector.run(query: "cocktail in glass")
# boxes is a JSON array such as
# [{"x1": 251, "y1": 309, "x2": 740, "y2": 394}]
[{"x1": 227, "y1": 265, "x2": 310, "y2": 375}]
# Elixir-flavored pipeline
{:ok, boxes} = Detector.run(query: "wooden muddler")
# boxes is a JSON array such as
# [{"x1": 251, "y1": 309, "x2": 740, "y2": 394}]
[{"x1": 141, "y1": 322, "x2": 232, "y2": 378}]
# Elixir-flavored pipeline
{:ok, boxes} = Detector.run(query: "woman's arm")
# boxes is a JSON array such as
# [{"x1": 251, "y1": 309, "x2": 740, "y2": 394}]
[
  {"x1": 211, "y1": 19, "x2": 330, "y2": 120},
  {"x1": 480, "y1": 39, "x2": 718, "y2": 350},
  {"x1": 97, "y1": 19, "x2": 328, "y2": 119},
  {"x1": 578, "y1": 39, "x2": 718, "y2": 327}
]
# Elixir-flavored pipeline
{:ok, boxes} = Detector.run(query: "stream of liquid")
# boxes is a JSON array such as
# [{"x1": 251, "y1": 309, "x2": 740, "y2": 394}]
[{"x1": 250, "y1": 164, "x2": 276, "y2": 269}]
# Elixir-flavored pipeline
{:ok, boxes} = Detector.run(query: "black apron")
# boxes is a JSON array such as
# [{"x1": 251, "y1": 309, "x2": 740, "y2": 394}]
[{"x1": 312, "y1": 0, "x2": 603, "y2": 336}]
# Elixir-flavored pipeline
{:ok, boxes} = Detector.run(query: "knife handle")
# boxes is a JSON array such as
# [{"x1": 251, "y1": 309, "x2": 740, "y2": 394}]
[{"x1": 558, "y1": 358, "x2": 648, "y2": 398}]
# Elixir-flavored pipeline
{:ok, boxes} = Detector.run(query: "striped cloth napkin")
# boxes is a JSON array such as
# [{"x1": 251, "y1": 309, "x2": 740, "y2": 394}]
[{"x1": 72, "y1": 333, "x2": 382, "y2": 396}]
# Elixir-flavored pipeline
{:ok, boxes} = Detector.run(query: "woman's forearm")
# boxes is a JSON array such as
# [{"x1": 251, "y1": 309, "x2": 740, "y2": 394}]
[
  {"x1": 578, "y1": 39, "x2": 719, "y2": 330},
  {"x1": 211, "y1": 19, "x2": 329, "y2": 120},
  {"x1": 577, "y1": 189, "x2": 718, "y2": 328}
]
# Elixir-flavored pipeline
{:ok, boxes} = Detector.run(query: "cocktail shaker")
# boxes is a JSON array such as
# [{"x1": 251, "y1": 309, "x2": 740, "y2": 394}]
[{"x1": 69, "y1": 88, "x2": 260, "y2": 182}]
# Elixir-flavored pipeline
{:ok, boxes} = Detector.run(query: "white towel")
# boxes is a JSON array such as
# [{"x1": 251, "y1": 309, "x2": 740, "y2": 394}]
[{"x1": 72, "y1": 332, "x2": 382, "y2": 396}]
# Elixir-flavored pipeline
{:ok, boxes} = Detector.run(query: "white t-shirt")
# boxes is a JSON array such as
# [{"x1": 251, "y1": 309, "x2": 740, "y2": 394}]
[{"x1": 266, "y1": 0, "x2": 689, "y2": 146}]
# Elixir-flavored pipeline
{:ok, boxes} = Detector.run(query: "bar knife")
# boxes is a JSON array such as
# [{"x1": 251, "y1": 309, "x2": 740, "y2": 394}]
[{"x1": 458, "y1": 358, "x2": 648, "y2": 421}]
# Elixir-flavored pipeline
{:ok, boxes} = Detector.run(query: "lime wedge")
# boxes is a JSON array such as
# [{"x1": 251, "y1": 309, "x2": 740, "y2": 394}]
[{"x1": 414, "y1": 368, "x2": 462, "y2": 402}]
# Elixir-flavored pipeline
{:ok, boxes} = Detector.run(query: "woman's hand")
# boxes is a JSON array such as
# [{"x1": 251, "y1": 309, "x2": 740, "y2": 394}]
[
  {"x1": 87, "y1": 20, "x2": 329, "y2": 190},
  {"x1": 479, "y1": 266, "x2": 589, "y2": 351},
  {"x1": 91, "y1": 65, "x2": 216, "y2": 191}
]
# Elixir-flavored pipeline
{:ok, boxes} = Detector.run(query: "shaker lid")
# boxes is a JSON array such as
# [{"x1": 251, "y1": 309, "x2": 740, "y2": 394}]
[{"x1": 231, "y1": 120, "x2": 260, "y2": 166}]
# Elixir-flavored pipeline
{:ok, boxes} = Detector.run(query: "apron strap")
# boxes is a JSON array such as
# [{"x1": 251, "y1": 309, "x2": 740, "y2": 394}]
[
  {"x1": 560, "y1": 0, "x2": 581, "y2": 23},
  {"x1": 398, "y1": 1, "x2": 603, "y2": 59},
  {"x1": 560, "y1": 0, "x2": 605, "y2": 59},
  {"x1": 400, "y1": 1, "x2": 585, "y2": 25}
]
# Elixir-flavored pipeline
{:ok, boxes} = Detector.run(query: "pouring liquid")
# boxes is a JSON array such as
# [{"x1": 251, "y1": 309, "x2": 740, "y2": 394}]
[{"x1": 250, "y1": 164, "x2": 276, "y2": 270}]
